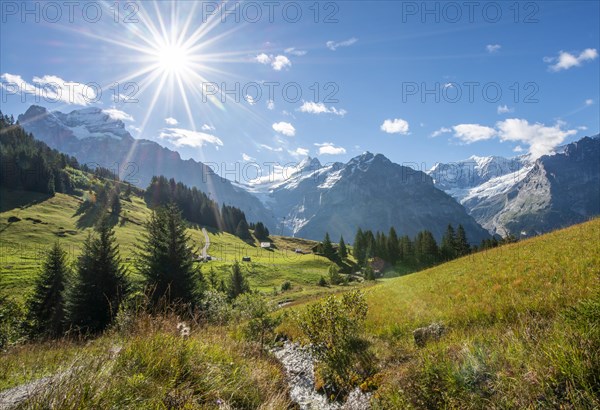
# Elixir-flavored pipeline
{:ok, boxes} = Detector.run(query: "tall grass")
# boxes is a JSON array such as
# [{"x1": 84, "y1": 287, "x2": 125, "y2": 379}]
[
  {"x1": 1, "y1": 308, "x2": 292, "y2": 409},
  {"x1": 280, "y1": 219, "x2": 600, "y2": 408}
]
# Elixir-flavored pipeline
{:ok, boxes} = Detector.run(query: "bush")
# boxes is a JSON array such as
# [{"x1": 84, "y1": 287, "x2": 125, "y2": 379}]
[
  {"x1": 297, "y1": 290, "x2": 375, "y2": 398},
  {"x1": 281, "y1": 281, "x2": 292, "y2": 291},
  {"x1": 0, "y1": 296, "x2": 25, "y2": 349},
  {"x1": 328, "y1": 265, "x2": 343, "y2": 285},
  {"x1": 318, "y1": 276, "x2": 328, "y2": 287},
  {"x1": 235, "y1": 293, "x2": 280, "y2": 348}
]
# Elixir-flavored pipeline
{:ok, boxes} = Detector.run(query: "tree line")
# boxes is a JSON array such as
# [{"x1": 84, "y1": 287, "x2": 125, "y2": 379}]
[
  {"x1": 25, "y1": 203, "x2": 257, "y2": 338},
  {"x1": 316, "y1": 224, "x2": 515, "y2": 278},
  {"x1": 144, "y1": 175, "x2": 263, "y2": 240},
  {"x1": 0, "y1": 112, "x2": 79, "y2": 195}
]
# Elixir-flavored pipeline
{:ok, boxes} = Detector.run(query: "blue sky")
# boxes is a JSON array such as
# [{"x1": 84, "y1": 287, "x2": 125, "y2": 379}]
[{"x1": 1, "y1": 0, "x2": 599, "y2": 178}]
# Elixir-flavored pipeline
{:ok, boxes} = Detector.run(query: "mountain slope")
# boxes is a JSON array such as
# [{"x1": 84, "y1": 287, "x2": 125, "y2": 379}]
[
  {"x1": 430, "y1": 135, "x2": 600, "y2": 236},
  {"x1": 247, "y1": 152, "x2": 490, "y2": 243},
  {"x1": 17, "y1": 105, "x2": 275, "y2": 227}
]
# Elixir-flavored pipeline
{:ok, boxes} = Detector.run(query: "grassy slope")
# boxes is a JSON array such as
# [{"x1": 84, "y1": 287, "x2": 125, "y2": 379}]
[
  {"x1": 0, "y1": 313, "x2": 291, "y2": 409},
  {"x1": 0, "y1": 190, "x2": 350, "y2": 304},
  {"x1": 367, "y1": 219, "x2": 600, "y2": 408},
  {"x1": 280, "y1": 219, "x2": 600, "y2": 408}
]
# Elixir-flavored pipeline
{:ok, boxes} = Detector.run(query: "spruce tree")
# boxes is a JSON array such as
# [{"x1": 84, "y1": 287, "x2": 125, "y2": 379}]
[
  {"x1": 111, "y1": 193, "x2": 121, "y2": 216},
  {"x1": 415, "y1": 230, "x2": 439, "y2": 267},
  {"x1": 322, "y1": 232, "x2": 335, "y2": 260},
  {"x1": 67, "y1": 219, "x2": 129, "y2": 333},
  {"x1": 136, "y1": 203, "x2": 200, "y2": 306},
  {"x1": 441, "y1": 224, "x2": 457, "y2": 261},
  {"x1": 27, "y1": 242, "x2": 69, "y2": 338},
  {"x1": 235, "y1": 219, "x2": 251, "y2": 240},
  {"x1": 455, "y1": 225, "x2": 470, "y2": 257},
  {"x1": 353, "y1": 228, "x2": 366, "y2": 266},
  {"x1": 338, "y1": 236, "x2": 348, "y2": 259},
  {"x1": 228, "y1": 261, "x2": 249, "y2": 299},
  {"x1": 399, "y1": 235, "x2": 413, "y2": 264},
  {"x1": 387, "y1": 227, "x2": 400, "y2": 265}
]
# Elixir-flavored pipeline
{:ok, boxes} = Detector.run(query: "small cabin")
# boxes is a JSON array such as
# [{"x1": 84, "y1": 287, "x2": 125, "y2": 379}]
[
  {"x1": 260, "y1": 242, "x2": 272, "y2": 249},
  {"x1": 242, "y1": 256, "x2": 251, "y2": 262},
  {"x1": 294, "y1": 248, "x2": 304, "y2": 254}
]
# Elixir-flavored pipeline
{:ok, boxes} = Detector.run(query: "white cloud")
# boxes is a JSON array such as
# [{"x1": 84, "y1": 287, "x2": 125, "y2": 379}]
[
  {"x1": 513, "y1": 145, "x2": 524, "y2": 153},
  {"x1": 578, "y1": 125, "x2": 588, "y2": 131},
  {"x1": 297, "y1": 101, "x2": 347, "y2": 116},
  {"x1": 315, "y1": 142, "x2": 346, "y2": 155},
  {"x1": 486, "y1": 44, "x2": 501, "y2": 53},
  {"x1": 452, "y1": 124, "x2": 497, "y2": 143},
  {"x1": 451, "y1": 119, "x2": 577, "y2": 158},
  {"x1": 585, "y1": 99, "x2": 594, "y2": 106},
  {"x1": 267, "y1": 99, "x2": 275, "y2": 110},
  {"x1": 242, "y1": 153, "x2": 256, "y2": 162},
  {"x1": 380, "y1": 118, "x2": 410, "y2": 135},
  {"x1": 103, "y1": 108, "x2": 134, "y2": 122},
  {"x1": 245, "y1": 95, "x2": 256, "y2": 105},
  {"x1": 326, "y1": 37, "x2": 358, "y2": 51},
  {"x1": 443, "y1": 82, "x2": 454, "y2": 89},
  {"x1": 289, "y1": 147, "x2": 310, "y2": 157},
  {"x1": 255, "y1": 53, "x2": 271, "y2": 64},
  {"x1": 201, "y1": 124, "x2": 215, "y2": 131},
  {"x1": 545, "y1": 48, "x2": 598, "y2": 71},
  {"x1": 271, "y1": 55, "x2": 291, "y2": 71},
  {"x1": 159, "y1": 128, "x2": 223, "y2": 148},
  {"x1": 0, "y1": 73, "x2": 97, "y2": 106},
  {"x1": 272, "y1": 121, "x2": 296, "y2": 137},
  {"x1": 254, "y1": 53, "x2": 291, "y2": 71},
  {"x1": 497, "y1": 104, "x2": 514, "y2": 114},
  {"x1": 284, "y1": 47, "x2": 307, "y2": 56},
  {"x1": 165, "y1": 117, "x2": 178, "y2": 125},
  {"x1": 495, "y1": 118, "x2": 577, "y2": 158},
  {"x1": 431, "y1": 127, "x2": 451, "y2": 137},
  {"x1": 258, "y1": 143, "x2": 284, "y2": 152}
]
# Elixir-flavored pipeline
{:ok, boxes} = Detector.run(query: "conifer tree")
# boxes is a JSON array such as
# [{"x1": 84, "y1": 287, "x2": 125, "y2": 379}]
[
  {"x1": 387, "y1": 227, "x2": 400, "y2": 265},
  {"x1": 441, "y1": 224, "x2": 457, "y2": 261},
  {"x1": 228, "y1": 261, "x2": 249, "y2": 299},
  {"x1": 67, "y1": 219, "x2": 129, "y2": 333},
  {"x1": 322, "y1": 232, "x2": 335, "y2": 260},
  {"x1": 27, "y1": 242, "x2": 69, "y2": 338},
  {"x1": 338, "y1": 236, "x2": 348, "y2": 259},
  {"x1": 235, "y1": 219, "x2": 251, "y2": 240},
  {"x1": 353, "y1": 228, "x2": 366, "y2": 266},
  {"x1": 111, "y1": 193, "x2": 121, "y2": 216},
  {"x1": 137, "y1": 203, "x2": 200, "y2": 306},
  {"x1": 455, "y1": 224, "x2": 470, "y2": 257}
]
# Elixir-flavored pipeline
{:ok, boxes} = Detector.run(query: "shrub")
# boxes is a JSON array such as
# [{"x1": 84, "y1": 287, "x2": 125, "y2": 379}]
[
  {"x1": 297, "y1": 290, "x2": 375, "y2": 398},
  {"x1": 235, "y1": 293, "x2": 280, "y2": 348},
  {"x1": 281, "y1": 281, "x2": 292, "y2": 291},
  {"x1": 328, "y1": 264, "x2": 343, "y2": 285}
]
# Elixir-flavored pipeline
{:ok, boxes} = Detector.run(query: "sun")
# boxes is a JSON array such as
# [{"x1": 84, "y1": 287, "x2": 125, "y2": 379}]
[{"x1": 155, "y1": 43, "x2": 192, "y2": 75}]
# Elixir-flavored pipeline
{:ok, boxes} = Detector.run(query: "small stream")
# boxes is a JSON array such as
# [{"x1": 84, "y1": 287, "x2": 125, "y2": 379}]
[{"x1": 272, "y1": 342, "x2": 371, "y2": 410}]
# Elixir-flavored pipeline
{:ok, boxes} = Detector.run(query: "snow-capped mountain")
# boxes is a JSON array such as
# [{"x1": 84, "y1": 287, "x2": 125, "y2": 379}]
[
  {"x1": 16, "y1": 105, "x2": 598, "y2": 242},
  {"x1": 429, "y1": 136, "x2": 600, "y2": 236},
  {"x1": 241, "y1": 152, "x2": 490, "y2": 243},
  {"x1": 18, "y1": 105, "x2": 275, "y2": 227}
]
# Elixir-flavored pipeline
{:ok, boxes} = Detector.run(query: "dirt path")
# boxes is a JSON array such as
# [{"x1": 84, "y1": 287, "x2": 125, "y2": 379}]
[{"x1": 201, "y1": 228, "x2": 210, "y2": 259}]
